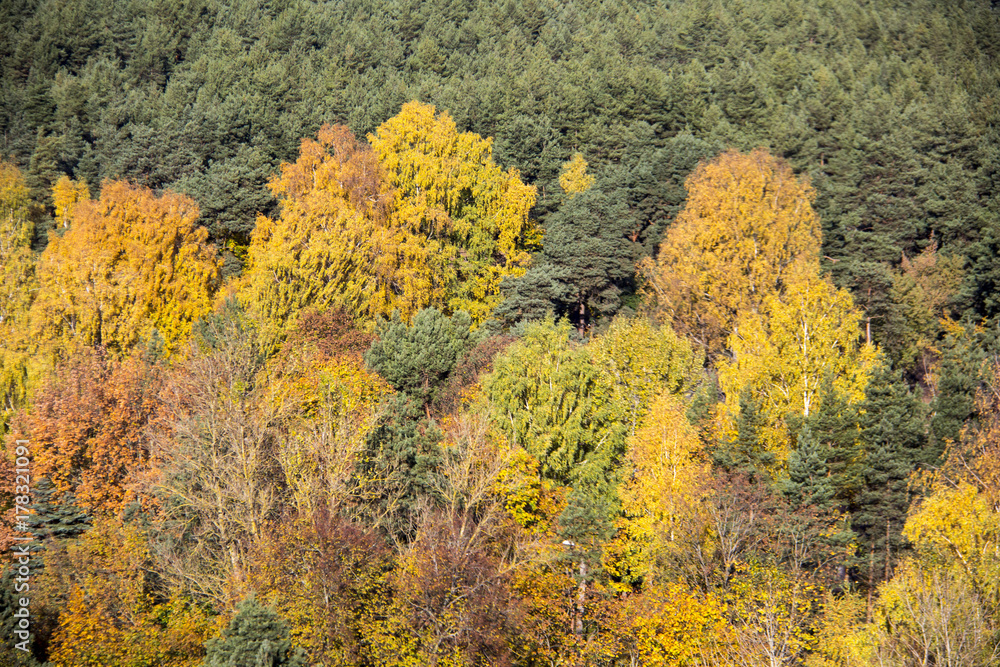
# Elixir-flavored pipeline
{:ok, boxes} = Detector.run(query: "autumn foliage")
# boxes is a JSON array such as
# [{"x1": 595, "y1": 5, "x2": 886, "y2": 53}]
[
  {"x1": 642, "y1": 148, "x2": 821, "y2": 355},
  {"x1": 19, "y1": 349, "x2": 161, "y2": 514},
  {"x1": 0, "y1": 103, "x2": 990, "y2": 667},
  {"x1": 31, "y1": 181, "x2": 221, "y2": 355},
  {"x1": 242, "y1": 102, "x2": 538, "y2": 343}
]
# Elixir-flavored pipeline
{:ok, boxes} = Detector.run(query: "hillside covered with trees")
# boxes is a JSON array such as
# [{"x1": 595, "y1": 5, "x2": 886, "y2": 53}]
[{"x1": 1, "y1": 0, "x2": 1000, "y2": 665}]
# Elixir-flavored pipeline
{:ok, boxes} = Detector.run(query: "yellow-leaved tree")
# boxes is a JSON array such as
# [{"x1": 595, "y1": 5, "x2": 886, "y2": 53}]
[
  {"x1": 51, "y1": 174, "x2": 90, "y2": 229},
  {"x1": 240, "y1": 124, "x2": 403, "y2": 345},
  {"x1": 559, "y1": 152, "x2": 595, "y2": 197},
  {"x1": 592, "y1": 316, "x2": 703, "y2": 437},
  {"x1": 718, "y1": 277, "x2": 877, "y2": 459},
  {"x1": 242, "y1": 104, "x2": 539, "y2": 342},
  {"x1": 30, "y1": 181, "x2": 220, "y2": 355},
  {"x1": 608, "y1": 393, "x2": 709, "y2": 588},
  {"x1": 0, "y1": 160, "x2": 35, "y2": 328},
  {"x1": 640, "y1": 148, "x2": 821, "y2": 356},
  {"x1": 370, "y1": 101, "x2": 539, "y2": 323},
  {"x1": 0, "y1": 160, "x2": 35, "y2": 425},
  {"x1": 42, "y1": 518, "x2": 214, "y2": 667}
]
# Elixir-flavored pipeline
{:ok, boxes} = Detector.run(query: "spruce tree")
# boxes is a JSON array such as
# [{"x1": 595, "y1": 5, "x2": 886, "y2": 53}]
[
  {"x1": 711, "y1": 390, "x2": 775, "y2": 482},
  {"x1": 25, "y1": 477, "x2": 91, "y2": 544},
  {"x1": 203, "y1": 598, "x2": 306, "y2": 667},
  {"x1": 789, "y1": 378, "x2": 863, "y2": 503},
  {"x1": 781, "y1": 424, "x2": 835, "y2": 513}
]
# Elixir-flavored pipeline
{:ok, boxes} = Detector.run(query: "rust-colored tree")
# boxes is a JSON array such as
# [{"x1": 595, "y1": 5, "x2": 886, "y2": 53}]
[{"x1": 18, "y1": 348, "x2": 162, "y2": 516}]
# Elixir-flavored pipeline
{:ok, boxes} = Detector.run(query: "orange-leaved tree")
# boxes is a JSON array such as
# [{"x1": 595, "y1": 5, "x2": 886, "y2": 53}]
[
  {"x1": 242, "y1": 104, "x2": 539, "y2": 345},
  {"x1": 20, "y1": 348, "x2": 163, "y2": 516},
  {"x1": 41, "y1": 517, "x2": 214, "y2": 667},
  {"x1": 239, "y1": 125, "x2": 401, "y2": 344}
]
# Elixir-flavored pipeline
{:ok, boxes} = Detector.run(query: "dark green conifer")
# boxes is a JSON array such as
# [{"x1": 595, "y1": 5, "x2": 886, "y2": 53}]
[
  {"x1": 203, "y1": 598, "x2": 306, "y2": 667},
  {"x1": 711, "y1": 390, "x2": 775, "y2": 482},
  {"x1": 364, "y1": 308, "x2": 475, "y2": 409},
  {"x1": 851, "y1": 363, "x2": 927, "y2": 584},
  {"x1": 26, "y1": 477, "x2": 91, "y2": 544}
]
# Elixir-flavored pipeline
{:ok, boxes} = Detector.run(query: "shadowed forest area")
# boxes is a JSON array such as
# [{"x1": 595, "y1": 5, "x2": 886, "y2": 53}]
[{"x1": 1, "y1": 0, "x2": 1000, "y2": 665}]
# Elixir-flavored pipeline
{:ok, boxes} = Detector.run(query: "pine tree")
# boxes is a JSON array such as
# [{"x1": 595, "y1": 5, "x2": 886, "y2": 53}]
[
  {"x1": 851, "y1": 364, "x2": 928, "y2": 585},
  {"x1": 359, "y1": 308, "x2": 475, "y2": 537},
  {"x1": 356, "y1": 392, "x2": 444, "y2": 539},
  {"x1": 363, "y1": 308, "x2": 475, "y2": 411}
]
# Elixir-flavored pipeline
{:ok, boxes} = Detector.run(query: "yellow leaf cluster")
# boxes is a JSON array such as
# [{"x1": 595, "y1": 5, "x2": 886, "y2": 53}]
[
  {"x1": 719, "y1": 277, "x2": 877, "y2": 460},
  {"x1": 592, "y1": 316, "x2": 702, "y2": 436},
  {"x1": 52, "y1": 174, "x2": 90, "y2": 228},
  {"x1": 613, "y1": 393, "x2": 708, "y2": 585},
  {"x1": 370, "y1": 101, "x2": 538, "y2": 323},
  {"x1": 558, "y1": 152, "x2": 595, "y2": 197},
  {"x1": 0, "y1": 160, "x2": 35, "y2": 330}
]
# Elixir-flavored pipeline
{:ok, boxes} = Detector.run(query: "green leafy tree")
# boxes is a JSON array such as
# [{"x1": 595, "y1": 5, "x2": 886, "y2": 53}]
[
  {"x1": 486, "y1": 318, "x2": 624, "y2": 487},
  {"x1": 0, "y1": 161, "x2": 35, "y2": 430},
  {"x1": 485, "y1": 318, "x2": 626, "y2": 546},
  {"x1": 592, "y1": 315, "x2": 703, "y2": 436}
]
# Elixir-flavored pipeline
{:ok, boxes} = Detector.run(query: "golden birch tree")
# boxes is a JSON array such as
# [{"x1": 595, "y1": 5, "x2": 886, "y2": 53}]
[
  {"x1": 559, "y1": 153, "x2": 595, "y2": 197},
  {"x1": 51, "y1": 174, "x2": 90, "y2": 229},
  {"x1": 718, "y1": 277, "x2": 877, "y2": 459},
  {"x1": 641, "y1": 148, "x2": 821, "y2": 356},
  {"x1": 369, "y1": 101, "x2": 539, "y2": 323},
  {"x1": 0, "y1": 161, "x2": 35, "y2": 425},
  {"x1": 31, "y1": 181, "x2": 220, "y2": 355},
  {"x1": 239, "y1": 124, "x2": 405, "y2": 344}
]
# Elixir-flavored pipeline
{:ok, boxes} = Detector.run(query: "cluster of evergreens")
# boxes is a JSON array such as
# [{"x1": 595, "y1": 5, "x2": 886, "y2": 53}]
[{"x1": 1, "y1": 0, "x2": 999, "y2": 665}]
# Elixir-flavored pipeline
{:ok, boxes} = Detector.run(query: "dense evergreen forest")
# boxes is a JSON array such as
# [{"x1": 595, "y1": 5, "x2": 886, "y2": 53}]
[{"x1": 1, "y1": 0, "x2": 1000, "y2": 664}]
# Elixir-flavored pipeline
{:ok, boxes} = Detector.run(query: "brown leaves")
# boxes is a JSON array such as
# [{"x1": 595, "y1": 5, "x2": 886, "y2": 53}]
[{"x1": 21, "y1": 348, "x2": 162, "y2": 515}]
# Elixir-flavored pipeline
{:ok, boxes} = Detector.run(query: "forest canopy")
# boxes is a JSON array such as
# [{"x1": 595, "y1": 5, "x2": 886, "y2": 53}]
[{"x1": 1, "y1": 0, "x2": 1000, "y2": 665}]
